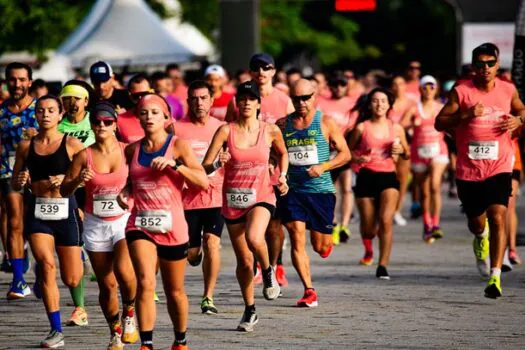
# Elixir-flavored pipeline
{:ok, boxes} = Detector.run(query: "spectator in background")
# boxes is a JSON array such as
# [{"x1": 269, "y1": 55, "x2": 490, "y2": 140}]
[
  {"x1": 89, "y1": 61, "x2": 133, "y2": 112},
  {"x1": 0, "y1": 80, "x2": 10, "y2": 104},
  {"x1": 223, "y1": 69, "x2": 237, "y2": 95},
  {"x1": 234, "y1": 69, "x2": 251, "y2": 86},
  {"x1": 405, "y1": 60, "x2": 422, "y2": 101},
  {"x1": 314, "y1": 72, "x2": 331, "y2": 99},
  {"x1": 30, "y1": 79, "x2": 48, "y2": 98},
  {"x1": 274, "y1": 82, "x2": 290, "y2": 95},
  {"x1": 286, "y1": 67, "x2": 302, "y2": 88},
  {"x1": 276, "y1": 70, "x2": 287, "y2": 84},
  {"x1": 205, "y1": 65, "x2": 234, "y2": 121},
  {"x1": 166, "y1": 63, "x2": 188, "y2": 102},
  {"x1": 151, "y1": 71, "x2": 184, "y2": 120},
  {"x1": 344, "y1": 70, "x2": 364, "y2": 102}
]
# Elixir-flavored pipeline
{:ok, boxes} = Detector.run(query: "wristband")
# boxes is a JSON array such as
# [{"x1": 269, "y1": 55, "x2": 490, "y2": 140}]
[
  {"x1": 171, "y1": 158, "x2": 182, "y2": 171},
  {"x1": 322, "y1": 163, "x2": 330, "y2": 171},
  {"x1": 280, "y1": 171, "x2": 287, "y2": 177},
  {"x1": 213, "y1": 159, "x2": 221, "y2": 170}
]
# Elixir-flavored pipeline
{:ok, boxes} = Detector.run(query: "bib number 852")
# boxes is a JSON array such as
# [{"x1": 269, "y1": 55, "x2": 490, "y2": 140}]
[{"x1": 139, "y1": 217, "x2": 161, "y2": 227}]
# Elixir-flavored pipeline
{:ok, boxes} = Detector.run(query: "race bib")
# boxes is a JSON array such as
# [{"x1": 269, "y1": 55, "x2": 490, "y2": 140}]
[
  {"x1": 226, "y1": 188, "x2": 256, "y2": 209},
  {"x1": 35, "y1": 198, "x2": 69, "y2": 221},
  {"x1": 288, "y1": 145, "x2": 319, "y2": 166},
  {"x1": 93, "y1": 194, "x2": 124, "y2": 218},
  {"x1": 468, "y1": 141, "x2": 498, "y2": 160},
  {"x1": 135, "y1": 210, "x2": 172, "y2": 233},
  {"x1": 417, "y1": 143, "x2": 439, "y2": 159}
]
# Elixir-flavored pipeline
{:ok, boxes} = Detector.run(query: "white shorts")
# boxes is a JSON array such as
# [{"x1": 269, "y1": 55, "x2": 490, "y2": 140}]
[
  {"x1": 411, "y1": 155, "x2": 450, "y2": 173},
  {"x1": 83, "y1": 212, "x2": 130, "y2": 252}
]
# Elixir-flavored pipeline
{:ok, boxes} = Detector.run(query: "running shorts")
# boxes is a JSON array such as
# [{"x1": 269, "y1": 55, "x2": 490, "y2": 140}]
[
  {"x1": 83, "y1": 212, "x2": 129, "y2": 252},
  {"x1": 184, "y1": 208, "x2": 224, "y2": 248},
  {"x1": 223, "y1": 203, "x2": 275, "y2": 225},
  {"x1": 512, "y1": 169, "x2": 521, "y2": 183},
  {"x1": 126, "y1": 230, "x2": 188, "y2": 261},
  {"x1": 353, "y1": 169, "x2": 400, "y2": 201},
  {"x1": 279, "y1": 190, "x2": 335, "y2": 234},
  {"x1": 456, "y1": 172, "x2": 512, "y2": 219}
]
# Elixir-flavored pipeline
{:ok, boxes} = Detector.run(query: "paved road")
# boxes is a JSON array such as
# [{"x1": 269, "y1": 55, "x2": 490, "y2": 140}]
[{"x1": 0, "y1": 193, "x2": 524, "y2": 349}]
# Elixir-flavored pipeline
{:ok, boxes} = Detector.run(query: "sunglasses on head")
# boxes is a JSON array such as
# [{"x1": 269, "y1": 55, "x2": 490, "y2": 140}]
[
  {"x1": 473, "y1": 60, "x2": 497, "y2": 69},
  {"x1": 92, "y1": 118, "x2": 115, "y2": 127},
  {"x1": 291, "y1": 93, "x2": 314, "y2": 102},
  {"x1": 250, "y1": 64, "x2": 274, "y2": 72}
]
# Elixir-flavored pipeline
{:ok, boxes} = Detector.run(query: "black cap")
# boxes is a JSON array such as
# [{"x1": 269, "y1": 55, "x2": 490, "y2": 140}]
[
  {"x1": 90, "y1": 61, "x2": 113, "y2": 84},
  {"x1": 90, "y1": 101, "x2": 117, "y2": 123},
  {"x1": 472, "y1": 43, "x2": 499, "y2": 63},
  {"x1": 249, "y1": 53, "x2": 275, "y2": 71},
  {"x1": 236, "y1": 81, "x2": 260, "y2": 100},
  {"x1": 328, "y1": 75, "x2": 348, "y2": 87}
]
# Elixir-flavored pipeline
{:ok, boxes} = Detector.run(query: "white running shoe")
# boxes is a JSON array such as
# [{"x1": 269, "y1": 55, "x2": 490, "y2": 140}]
[
  {"x1": 393, "y1": 212, "x2": 407, "y2": 226},
  {"x1": 262, "y1": 266, "x2": 281, "y2": 300},
  {"x1": 502, "y1": 248, "x2": 513, "y2": 272}
]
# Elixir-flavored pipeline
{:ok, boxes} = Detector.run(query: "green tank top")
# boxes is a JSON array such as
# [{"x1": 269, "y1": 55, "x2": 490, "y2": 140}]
[
  {"x1": 58, "y1": 112, "x2": 95, "y2": 148},
  {"x1": 284, "y1": 110, "x2": 335, "y2": 193}
]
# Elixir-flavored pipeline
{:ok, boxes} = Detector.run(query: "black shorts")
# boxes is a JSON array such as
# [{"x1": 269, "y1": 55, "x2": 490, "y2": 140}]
[
  {"x1": 25, "y1": 196, "x2": 83, "y2": 247},
  {"x1": 223, "y1": 202, "x2": 276, "y2": 225},
  {"x1": 445, "y1": 133, "x2": 457, "y2": 154},
  {"x1": 74, "y1": 186, "x2": 86, "y2": 211},
  {"x1": 353, "y1": 169, "x2": 400, "y2": 200},
  {"x1": 278, "y1": 190, "x2": 335, "y2": 234},
  {"x1": 512, "y1": 169, "x2": 521, "y2": 183},
  {"x1": 330, "y1": 162, "x2": 351, "y2": 182},
  {"x1": 273, "y1": 186, "x2": 285, "y2": 220},
  {"x1": 184, "y1": 208, "x2": 224, "y2": 248},
  {"x1": 456, "y1": 172, "x2": 512, "y2": 219},
  {"x1": 126, "y1": 230, "x2": 188, "y2": 261}
]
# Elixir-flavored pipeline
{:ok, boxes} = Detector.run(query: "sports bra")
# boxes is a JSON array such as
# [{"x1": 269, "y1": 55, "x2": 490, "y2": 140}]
[{"x1": 27, "y1": 136, "x2": 71, "y2": 182}]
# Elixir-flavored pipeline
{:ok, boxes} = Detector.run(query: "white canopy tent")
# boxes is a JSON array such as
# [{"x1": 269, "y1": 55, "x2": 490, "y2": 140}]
[
  {"x1": 57, "y1": 0, "x2": 201, "y2": 69},
  {"x1": 32, "y1": 54, "x2": 76, "y2": 82}
]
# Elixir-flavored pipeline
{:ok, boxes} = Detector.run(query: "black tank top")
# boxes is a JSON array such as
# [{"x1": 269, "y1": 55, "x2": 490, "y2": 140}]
[{"x1": 27, "y1": 136, "x2": 71, "y2": 182}]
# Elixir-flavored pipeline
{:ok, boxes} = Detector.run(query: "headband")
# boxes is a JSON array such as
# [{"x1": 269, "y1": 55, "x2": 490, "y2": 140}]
[
  {"x1": 60, "y1": 84, "x2": 89, "y2": 99},
  {"x1": 137, "y1": 94, "x2": 170, "y2": 118}
]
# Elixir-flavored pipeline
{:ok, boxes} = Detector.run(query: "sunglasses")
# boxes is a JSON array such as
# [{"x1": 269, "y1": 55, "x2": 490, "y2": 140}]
[
  {"x1": 409, "y1": 66, "x2": 421, "y2": 70},
  {"x1": 92, "y1": 118, "x2": 115, "y2": 127},
  {"x1": 250, "y1": 64, "x2": 274, "y2": 72},
  {"x1": 291, "y1": 93, "x2": 314, "y2": 103},
  {"x1": 473, "y1": 60, "x2": 497, "y2": 69}
]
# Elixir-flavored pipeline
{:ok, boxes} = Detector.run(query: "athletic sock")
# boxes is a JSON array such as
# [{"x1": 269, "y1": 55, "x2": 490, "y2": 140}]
[
  {"x1": 277, "y1": 251, "x2": 283, "y2": 266},
  {"x1": 140, "y1": 330, "x2": 153, "y2": 348},
  {"x1": 123, "y1": 299, "x2": 135, "y2": 317},
  {"x1": 490, "y1": 268, "x2": 501, "y2": 278},
  {"x1": 69, "y1": 277, "x2": 85, "y2": 307},
  {"x1": 423, "y1": 212, "x2": 432, "y2": 229},
  {"x1": 174, "y1": 330, "x2": 187, "y2": 345},
  {"x1": 432, "y1": 214, "x2": 440, "y2": 228},
  {"x1": 362, "y1": 238, "x2": 373, "y2": 255},
  {"x1": 245, "y1": 304, "x2": 256, "y2": 313},
  {"x1": 47, "y1": 311, "x2": 63, "y2": 332},
  {"x1": 106, "y1": 313, "x2": 122, "y2": 334},
  {"x1": 10, "y1": 258, "x2": 24, "y2": 283}
]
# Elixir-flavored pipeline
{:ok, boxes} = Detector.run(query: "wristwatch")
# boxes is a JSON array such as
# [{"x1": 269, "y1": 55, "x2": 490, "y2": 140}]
[{"x1": 171, "y1": 158, "x2": 183, "y2": 171}]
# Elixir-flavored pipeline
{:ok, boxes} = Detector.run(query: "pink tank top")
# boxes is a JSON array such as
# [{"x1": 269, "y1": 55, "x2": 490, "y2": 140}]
[
  {"x1": 260, "y1": 88, "x2": 291, "y2": 124},
  {"x1": 406, "y1": 81, "x2": 421, "y2": 102},
  {"x1": 389, "y1": 97, "x2": 412, "y2": 124},
  {"x1": 117, "y1": 109, "x2": 145, "y2": 144},
  {"x1": 222, "y1": 122, "x2": 276, "y2": 220},
  {"x1": 174, "y1": 117, "x2": 225, "y2": 210},
  {"x1": 357, "y1": 119, "x2": 396, "y2": 173},
  {"x1": 455, "y1": 78, "x2": 515, "y2": 181},
  {"x1": 85, "y1": 143, "x2": 129, "y2": 221},
  {"x1": 126, "y1": 136, "x2": 188, "y2": 246},
  {"x1": 411, "y1": 101, "x2": 445, "y2": 148},
  {"x1": 316, "y1": 96, "x2": 355, "y2": 132}
]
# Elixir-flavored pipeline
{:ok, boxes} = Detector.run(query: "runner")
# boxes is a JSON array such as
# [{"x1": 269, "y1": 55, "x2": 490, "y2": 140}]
[
  {"x1": 202, "y1": 81, "x2": 288, "y2": 331},
  {"x1": 401, "y1": 75, "x2": 448, "y2": 243},
  {"x1": 151, "y1": 71, "x2": 184, "y2": 120},
  {"x1": 405, "y1": 61, "x2": 422, "y2": 101},
  {"x1": 0, "y1": 62, "x2": 37, "y2": 299},
  {"x1": 61, "y1": 101, "x2": 139, "y2": 349},
  {"x1": 117, "y1": 93, "x2": 209, "y2": 349},
  {"x1": 205, "y1": 65, "x2": 234, "y2": 121},
  {"x1": 90, "y1": 61, "x2": 133, "y2": 111},
  {"x1": 441, "y1": 80, "x2": 459, "y2": 198},
  {"x1": 11, "y1": 95, "x2": 85, "y2": 347},
  {"x1": 174, "y1": 80, "x2": 225, "y2": 315},
  {"x1": 317, "y1": 75, "x2": 356, "y2": 245},
  {"x1": 116, "y1": 74, "x2": 151, "y2": 144},
  {"x1": 435, "y1": 43, "x2": 525, "y2": 298},
  {"x1": 506, "y1": 139, "x2": 522, "y2": 266},
  {"x1": 389, "y1": 74, "x2": 415, "y2": 226},
  {"x1": 348, "y1": 88, "x2": 410, "y2": 277},
  {"x1": 59, "y1": 83, "x2": 95, "y2": 147},
  {"x1": 279, "y1": 79, "x2": 350, "y2": 306}
]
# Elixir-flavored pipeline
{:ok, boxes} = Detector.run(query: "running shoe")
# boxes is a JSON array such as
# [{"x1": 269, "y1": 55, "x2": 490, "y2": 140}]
[
  {"x1": 201, "y1": 297, "x2": 218, "y2": 315},
  {"x1": 107, "y1": 333, "x2": 124, "y2": 350},
  {"x1": 171, "y1": 344, "x2": 188, "y2": 350},
  {"x1": 340, "y1": 226, "x2": 351, "y2": 243},
  {"x1": 0, "y1": 255, "x2": 12, "y2": 273},
  {"x1": 262, "y1": 266, "x2": 280, "y2": 300},
  {"x1": 332, "y1": 224, "x2": 341, "y2": 246},
  {"x1": 66, "y1": 306, "x2": 88, "y2": 326},
  {"x1": 410, "y1": 202, "x2": 422, "y2": 219},
  {"x1": 423, "y1": 228, "x2": 435, "y2": 244},
  {"x1": 296, "y1": 289, "x2": 318, "y2": 308},
  {"x1": 484, "y1": 275, "x2": 502, "y2": 299},
  {"x1": 253, "y1": 264, "x2": 263, "y2": 285},
  {"x1": 188, "y1": 251, "x2": 203, "y2": 267},
  {"x1": 502, "y1": 248, "x2": 513, "y2": 273},
  {"x1": 122, "y1": 312, "x2": 139, "y2": 344},
  {"x1": 40, "y1": 330, "x2": 65, "y2": 348},
  {"x1": 236, "y1": 308, "x2": 258, "y2": 332},
  {"x1": 275, "y1": 264, "x2": 288, "y2": 287},
  {"x1": 509, "y1": 249, "x2": 522, "y2": 265},
  {"x1": 140, "y1": 345, "x2": 153, "y2": 350},
  {"x1": 393, "y1": 212, "x2": 407, "y2": 226},
  {"x1": 473, "y1": 233, "x2": 490, "y2": 278},
  {"x1": 431, "y1": 226, "x2": 444, "y2": 240},
  {"x1": 359, "y1": 253, "x2": 374, "y2": 266},
  {"x1": 154, "y1": 291, "x2": 159, "y2": 302},
  {"x1": 319, "y1": 244, "x2": 333, "y2": 259},
  {"x1": 6, "y1": 279, "x2": 31, "y2": 300},
  {"x1": 376, "y1": 265, "x2": 390, "y2": 280}
]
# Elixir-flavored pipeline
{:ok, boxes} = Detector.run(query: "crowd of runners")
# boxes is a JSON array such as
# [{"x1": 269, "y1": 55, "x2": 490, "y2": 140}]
[{"x1": 0, "y1": 42, "x2": 523, "y2": 349}]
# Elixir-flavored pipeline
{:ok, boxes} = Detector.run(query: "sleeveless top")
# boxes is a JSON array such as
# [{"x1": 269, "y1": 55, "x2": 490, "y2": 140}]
[
  {"x1": 58, "y1": 113, "x2": 96, "y2": 148},
  {"x1": 84, "y1": 142, "x2": 129, "y2": 221},
  {"x1": 357, "y1": 119, "x2": 396, "y2": 173},
  {"x1": 260, "y1": 88, "x2": 291, "y2": 125},
  {"x1": 316, "y1": 96, "x2": 355, "y2": 132},
  {"x1": 117, "y1": 108, "x2": 145, "y2": 144},
  {"x1": 411, "y1": 101, "x2": 447, "y2": 160},
  {"x1": 222, "y1": 121, "x2": 275, "y2": 220},
  {"x1": 27, "y1": 135, "x2": 70, "y2": 182},
  {"x1": 389, "y1": 98, "x2": 412, "y2": 124},
  {"x1": 454, "y1": 78, "x2": 515, "y2": 181},
  {"x1": 284, "y1": 110, "x2": 335, "y2": 193},
  {"x1": 175, "y1": 116, "x2": 225, "y2": 210},
  {"x1": 126, "y1": 135, "x2": 188, "y2": 246}
]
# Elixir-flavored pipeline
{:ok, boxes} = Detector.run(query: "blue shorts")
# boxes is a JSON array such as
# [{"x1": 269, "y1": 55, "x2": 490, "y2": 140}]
[{"x1": 279, "y1": 190, "x2": 335, "y2": 234}]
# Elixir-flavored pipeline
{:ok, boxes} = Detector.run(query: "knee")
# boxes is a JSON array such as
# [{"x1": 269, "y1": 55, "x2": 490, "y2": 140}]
[
  {"x1": 203, "y1": 235, "x2": 220, "y2": 254},
  {"x1": 187, "y1": 248, "x2": 201, "y2": 263},
  {"x1": 100, "y1": 274, "x2": 118, "y2": 294},
  {"x1": 312, "y1": 241, "x2": 323, "y2": 254},
  {"x1": 166, "y1": 288, "x2": 187, "y2": 303},
  {"x1": 468, "y1": 219, "x2": 485, "y2": 235},
  {"x1": 136, "y1": 272, "x2": 156, "y2": 293},
  {"x1": 40, "y1": 259, "x2": 57, "y2": 279},
  {"x1": 246, "y1": 236, "x2": 265, "y2": 252},
  {"x1": 8, "y1": 216, "x2": 22, "y2": 234},
  {"x1": 62, "y1": 274, "x2": 81, "y2": 289},
  {"x1": 236, "y1": 256, "x2": 253, "y2": 272}
]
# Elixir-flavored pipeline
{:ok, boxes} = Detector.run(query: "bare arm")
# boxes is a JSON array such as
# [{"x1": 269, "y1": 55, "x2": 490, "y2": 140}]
[
  {"x1": 393, "y1": 124, "x2": 410, "y2": 160},
  {"x1": 11, "y1": 141, "x2": 30, "y2": 191},
  {"x1": 171, "y1": 138, "x2": 209, "y2": 189},
  {"x1": 324, "y1": 116, "x2": 351, "y2": 170},
  {"x1": 400, "y1": 106, "x2": 416, "y2": 129},
  {"x1": 202, "y1": 124, "x2": 230, "y2": 174},
  {"x1": 435, "y1": 89, "x2": 469, "y2": 131},
  {"x1": 60, "y1": 150, "x2": 88, "y2": 197},
  {"x1": 269, "y1": 124, "x2": 288, "y2": 174},
  {"x1": 116, "y1": 143, "x2": 137, "y2": 209},
  {"x1": 346, "y1": 123, "x2": 365, "y2": 161},
  {"x1": 511, "y1": 88, "x2": 525, "y2": 118},
  {"x1": 225, "y1": 99, "x2": 237, "y2": 123}
]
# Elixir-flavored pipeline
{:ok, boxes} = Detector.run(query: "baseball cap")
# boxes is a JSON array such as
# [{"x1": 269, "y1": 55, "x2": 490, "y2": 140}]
[
  {"x1": 249, "y1": 53, "x2": 275, "y2": 70},
  {"x1": 90, "y1": 61, "x2": 113, "y2": 84},
  {"x1": 90, "y1": 101, "x2": 117, "y2": 122},
  {"x1": 60, "y1": 84, "x2": 89, "y2": 99},
  {"x1": 420, "y1": 75, "x2": 437, "y2": 86},
  {"x1": 472, "y1": 43, "x2": 499, "y2": 62},
  {"x1": 205, "y1": 64, "x2": 226, "y2": 78},
  {"x1": 236, "y1": 81, "x2": 260, "y2": 100}
]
